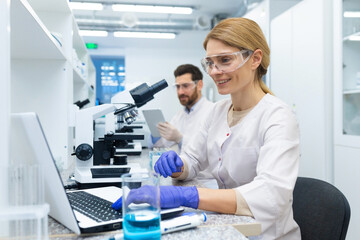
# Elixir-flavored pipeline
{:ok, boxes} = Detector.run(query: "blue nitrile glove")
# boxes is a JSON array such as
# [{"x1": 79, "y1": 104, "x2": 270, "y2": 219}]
[
  {"x1": 159, "y1": 185, "x2": 199, "y2": 209},
  {"x1": 112, "y1": 185, "x2": 199, "y2": 210},
  {"x1": 111, "y1": 185, "x2": 157, "y2": 210},
  {"x1": 154, "y1": 150, "x2": 183, "y2": 178}
]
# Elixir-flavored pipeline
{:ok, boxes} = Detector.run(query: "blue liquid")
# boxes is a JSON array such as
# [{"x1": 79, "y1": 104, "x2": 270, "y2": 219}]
[{"x1": 123, "y1": 210, "x2": 161, "y2": 240}]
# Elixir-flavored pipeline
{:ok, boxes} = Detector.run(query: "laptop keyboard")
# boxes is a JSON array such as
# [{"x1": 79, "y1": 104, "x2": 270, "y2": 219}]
[{"x1": 67, "y1": 191, "x2": 122, "y2": 223}]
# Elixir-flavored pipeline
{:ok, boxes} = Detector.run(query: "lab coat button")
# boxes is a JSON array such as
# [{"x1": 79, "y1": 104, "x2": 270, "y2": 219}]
[
  {"x1": 219, "y1": 157, "x2": 221, "y2": 161},
  {"x1": 226, "y1": 133, "x2": 229, "y2": 136}
]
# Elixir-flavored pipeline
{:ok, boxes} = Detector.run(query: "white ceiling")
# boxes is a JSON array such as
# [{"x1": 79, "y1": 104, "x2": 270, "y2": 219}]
[{"x1": 72, "y1": 0, "x2": 254, "y2": 49}]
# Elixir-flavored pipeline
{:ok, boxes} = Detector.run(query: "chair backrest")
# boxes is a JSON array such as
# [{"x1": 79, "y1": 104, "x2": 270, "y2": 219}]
[{"x1": 292, "y1": 177, "x2": 351, "y2": 240}]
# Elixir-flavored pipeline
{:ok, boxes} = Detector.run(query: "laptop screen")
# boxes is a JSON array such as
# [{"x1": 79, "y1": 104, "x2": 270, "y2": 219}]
[{"x1": 11, "y1": 113, "x2": 81, "y2": 234}]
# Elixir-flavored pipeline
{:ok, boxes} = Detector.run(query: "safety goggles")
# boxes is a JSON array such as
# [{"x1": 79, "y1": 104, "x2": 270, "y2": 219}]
[
  {"x1": 173, "y1": 80, "x2": 199, "y2": 91},
  {"x1": 201, "y1": 49, "x2": 253, "y2": 74}
]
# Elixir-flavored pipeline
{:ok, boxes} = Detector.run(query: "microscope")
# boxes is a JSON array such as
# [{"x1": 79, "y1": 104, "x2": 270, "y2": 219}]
[
  {"x1": 104, "y1": 90, "x2": 145, "y2": 156},
  {"x1": 73, "y1": 79, "x2": 168, "y2": 188}
]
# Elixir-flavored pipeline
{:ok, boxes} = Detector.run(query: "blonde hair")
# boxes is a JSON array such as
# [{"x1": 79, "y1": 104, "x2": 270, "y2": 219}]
[{"x1": 203, "y1": 17, "x2": 273, "y2": 95}]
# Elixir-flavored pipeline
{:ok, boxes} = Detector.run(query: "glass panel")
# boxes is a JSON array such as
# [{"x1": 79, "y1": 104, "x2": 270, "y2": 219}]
[
  {"x1": 342, "y1": 0, "x2": 360, "y2": 136},
  {"x1": 91, "y1": 56, "x2": 125, "y2": 105},
  {"x1": 343, "y1": 93, "x2": 360, "y2": 135}
]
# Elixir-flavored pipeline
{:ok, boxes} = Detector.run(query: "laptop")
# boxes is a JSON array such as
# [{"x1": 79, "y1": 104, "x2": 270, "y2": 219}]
[{"x1": 10, "y1": 112, "x2": 184, "y2": 234}]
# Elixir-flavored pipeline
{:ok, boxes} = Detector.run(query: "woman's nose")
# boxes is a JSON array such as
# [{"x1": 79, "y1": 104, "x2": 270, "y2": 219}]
[{"x1": 209, "y1": 65, "x2": 223, "y2": 75}]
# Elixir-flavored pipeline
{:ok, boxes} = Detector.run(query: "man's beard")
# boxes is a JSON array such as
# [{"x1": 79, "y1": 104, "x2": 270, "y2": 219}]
[{"x1": 178, "y1": 89, "x2": 198, "y2": 108}]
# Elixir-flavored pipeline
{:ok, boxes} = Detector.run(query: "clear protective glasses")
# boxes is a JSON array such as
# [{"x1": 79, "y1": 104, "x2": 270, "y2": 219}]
[
  {"x1": 173, "y1": 80, "x2": 199, "y2": 91},
  {"x1": 201, "y1": 49, "x2": 253, "y2": 74}
]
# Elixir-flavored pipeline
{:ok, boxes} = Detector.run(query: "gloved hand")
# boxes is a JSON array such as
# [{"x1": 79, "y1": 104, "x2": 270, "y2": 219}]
[
  {"x1": 112, "y1": 185, "x2": 199, "y2": 210},
  {"x1": 154, "y1": 151, "x2": 183, "y2": 178},
  {"x1": 159, "y1": 185, "x2": 199, "y2": 209},
  {"x1": 112, "y1": 185, "x2": 158, "y2": 210},
  {"x1": 157, "y1": 122, "x2": 183, "y2": 143}
]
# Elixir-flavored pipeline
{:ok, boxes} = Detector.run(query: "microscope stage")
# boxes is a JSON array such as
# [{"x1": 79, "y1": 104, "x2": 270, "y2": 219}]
[{"x1": 115, "y1": 142, "x2": 142, "y2": 155}]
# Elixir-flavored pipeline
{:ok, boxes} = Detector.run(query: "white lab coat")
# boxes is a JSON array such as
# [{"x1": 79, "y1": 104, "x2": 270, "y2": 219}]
[
  {"x1": 180, "y1": 94, "x2": 301, "y2": 240},
  {"x1": 154, "y1": 97, "x2": 214, "y2": 153}
]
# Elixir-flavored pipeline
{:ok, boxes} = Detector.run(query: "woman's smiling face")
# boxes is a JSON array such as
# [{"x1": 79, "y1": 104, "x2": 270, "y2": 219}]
[{"x1": 205, "y1": 38, "x2": 255, "y2": 96}]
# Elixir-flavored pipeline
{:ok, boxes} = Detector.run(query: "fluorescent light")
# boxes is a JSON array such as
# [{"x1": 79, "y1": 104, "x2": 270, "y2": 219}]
[
  {"x1": 348, "y1": 35, "x2": 360, "y2": 41},
  {"x1": 114, "y1": 31, "x2": 176, "y2": 39},
  {"x1": 69, "y1": 2, "x2": 103, "y2": 11},
  {"x1": 344, "y1": 11, "x2": 360, "y2": 18},
  {"x1": 112, "y1": 4, "x2": 192, "y2": 14},
  {"x1": 79, "y1": 30, "x2": 108, "y2": 37}
]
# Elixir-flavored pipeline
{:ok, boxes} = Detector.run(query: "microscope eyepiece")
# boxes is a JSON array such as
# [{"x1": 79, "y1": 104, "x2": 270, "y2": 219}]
[
  {"x1": 149, "y1": 79, "x2": 168, "y2": 96},
  {"x1": 130, "y1": 79, "x2": 168, "y2": 108}
]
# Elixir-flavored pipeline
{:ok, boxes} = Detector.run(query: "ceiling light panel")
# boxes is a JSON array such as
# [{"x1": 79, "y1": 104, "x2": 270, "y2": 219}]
[
  {"x1": 112, "y1": 4, "x2": 193, "y2": 14},
  {"x1": 114, "y1": 31, "x2": 176, "y2": 39},
  {"x1": 79, "y1": 30, "x2": 108, "y2": 37},
  {"x1": 69, "y1": 2, "x2": 103, "y2": 11}
]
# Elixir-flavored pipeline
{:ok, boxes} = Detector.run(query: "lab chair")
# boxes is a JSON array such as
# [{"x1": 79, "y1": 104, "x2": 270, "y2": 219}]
[{"x1": 292, "y1": 177, "x2": 351, "y2": 240}]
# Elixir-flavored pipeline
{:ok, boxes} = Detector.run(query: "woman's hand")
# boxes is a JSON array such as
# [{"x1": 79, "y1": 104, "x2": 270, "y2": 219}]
[
  {"x1": 111, "y1": 185, "x2": 199, "y2": 210},
  {"x1": 154, "y1": 150, "x2": 183, "y2": 178}
]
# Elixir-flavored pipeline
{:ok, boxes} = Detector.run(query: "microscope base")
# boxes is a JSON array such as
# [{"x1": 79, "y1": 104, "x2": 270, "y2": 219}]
[
  {"x1": 76, "y1": 181, "x2": 123, "y2": 189},
  {"x1": 75, "y1": 163, "x2": 148, "y2": 189}
]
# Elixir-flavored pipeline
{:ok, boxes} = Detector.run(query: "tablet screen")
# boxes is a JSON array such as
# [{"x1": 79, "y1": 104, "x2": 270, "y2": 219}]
[{"x1": 142, "y1": 109, "x2": 166, "y2": 138}]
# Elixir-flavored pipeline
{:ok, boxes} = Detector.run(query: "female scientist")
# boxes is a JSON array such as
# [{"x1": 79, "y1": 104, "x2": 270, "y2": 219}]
[{"x1": 113, "y1": 17, "x2": 301, "y2": 240}]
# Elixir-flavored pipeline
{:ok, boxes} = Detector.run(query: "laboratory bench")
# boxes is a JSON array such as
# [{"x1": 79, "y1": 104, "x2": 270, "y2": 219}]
[
  {"x1": 49, "y1": 149, "x2": 261, "y2": 240},
  {"x1": 48, "y1": 212, "x2": 257, "y2": 240}
]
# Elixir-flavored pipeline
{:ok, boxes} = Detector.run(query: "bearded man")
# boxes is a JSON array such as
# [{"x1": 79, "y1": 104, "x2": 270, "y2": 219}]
[{"x1": 152, "y1": 64, "x2": 214, "y2": 154}]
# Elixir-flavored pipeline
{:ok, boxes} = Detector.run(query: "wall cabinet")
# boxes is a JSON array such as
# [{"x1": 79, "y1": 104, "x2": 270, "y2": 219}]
[
  {"x1": 10, "y1": 0, "x2": 95, "y2": 168},
  {"x1": 334, "y1": 0, "x2": 360, "y2": 239},
  {"x1": 336, "y1": 0, "x2": 360, "y2": 141}
]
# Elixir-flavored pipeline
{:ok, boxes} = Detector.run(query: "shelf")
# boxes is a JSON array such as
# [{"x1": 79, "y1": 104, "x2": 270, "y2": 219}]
[
  {"x1": 343, "y1": 89, "x2": 360, "y2": 94},
  {"x1": 72, "y1": 17, "x2": 88, "y2": 60},
  {"x1": 9, "y1": 0, "x2": 95, "y2": 169},
  {"x1": 10, "y1": 0, "x2": 66, "y2": 60},
  {"x1": 73, "y1": 66, "x2": 87, "y2": 84},
  {"x1": 73, "y1": 66, "x2": 94, "y2": 93},
  {"x1": 89, "y1": 86, "x2": 95, "y2": 95},
  {"x1": 343, "y1": 31, "x2": 360, "y2": 42}
]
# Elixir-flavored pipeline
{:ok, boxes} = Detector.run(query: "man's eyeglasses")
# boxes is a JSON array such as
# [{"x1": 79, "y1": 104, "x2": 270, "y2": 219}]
[
  {"x1": 173, "y1": 80, "x2": 199, "y2": 91},
  {"x1": 201, "y1": 49, "x2": 253, "y2": 74}
]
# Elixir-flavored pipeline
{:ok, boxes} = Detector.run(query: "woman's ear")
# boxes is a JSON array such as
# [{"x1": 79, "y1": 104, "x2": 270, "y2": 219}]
[{"x1": 251, "y1": 49, "x2": 263, "y2": 70}]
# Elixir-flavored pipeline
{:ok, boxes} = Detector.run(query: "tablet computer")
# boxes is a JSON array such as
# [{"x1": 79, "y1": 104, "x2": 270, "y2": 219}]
[{"x1": 142, "y1": 109, "x2": 166, "y2": 138}]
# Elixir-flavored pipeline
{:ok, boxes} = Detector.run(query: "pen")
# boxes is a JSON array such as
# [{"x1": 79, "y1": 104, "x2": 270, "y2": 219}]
[{"x1": 161, "y1": 212, "x2": 207, "y2": 234}]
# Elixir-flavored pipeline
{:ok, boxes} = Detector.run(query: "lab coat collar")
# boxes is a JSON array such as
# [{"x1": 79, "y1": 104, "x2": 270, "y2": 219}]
[{"x1": 184, "y1": 96, "x2": 205, "y2": 114}]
